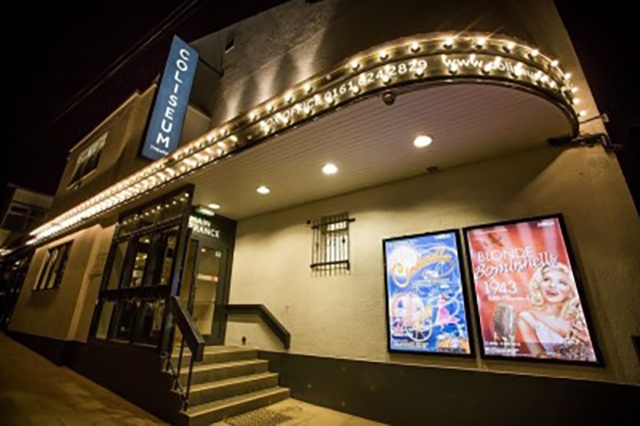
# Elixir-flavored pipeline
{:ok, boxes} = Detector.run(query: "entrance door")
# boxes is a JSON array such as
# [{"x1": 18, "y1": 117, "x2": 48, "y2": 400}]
[{"x1": 180, "y1": 238, "x2": 229, "y2": 344}]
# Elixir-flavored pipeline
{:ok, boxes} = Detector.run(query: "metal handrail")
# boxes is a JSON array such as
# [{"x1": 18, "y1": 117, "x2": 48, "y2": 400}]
[
  {"x1": 163, "y1": 296, "x2": 205, "y2": 409},
  {"x1": 225, "y1": 304, "x2": 291, "y2": 349}
]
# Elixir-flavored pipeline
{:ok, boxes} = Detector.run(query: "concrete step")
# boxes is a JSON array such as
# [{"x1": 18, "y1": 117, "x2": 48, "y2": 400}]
[
  {"x1": 181, "y1": 359, "x2": 269, "y2": 386},
  {"x1": 172, "y1": 346, "x2": 258, "y2": 366},
  {"x1": 188, "y1": 372, "x2": 279, "y2": 407},
  {"x1": 182, "y1": 387, "x2": 290, "y2": 426}
]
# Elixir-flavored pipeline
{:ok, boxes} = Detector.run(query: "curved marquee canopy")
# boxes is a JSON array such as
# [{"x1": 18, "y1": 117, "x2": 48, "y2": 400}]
[{"x1": 24, "y1": 32, "x2": 582, "y2": 247}]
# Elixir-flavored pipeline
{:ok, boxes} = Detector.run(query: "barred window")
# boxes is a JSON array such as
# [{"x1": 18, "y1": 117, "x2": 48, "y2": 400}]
[
  {"x1": 310, "y1": 212, "x2": 354, "y2": 272},
  {"x1": 33, "y1": 242, "x2": 72, "y2": 291}
]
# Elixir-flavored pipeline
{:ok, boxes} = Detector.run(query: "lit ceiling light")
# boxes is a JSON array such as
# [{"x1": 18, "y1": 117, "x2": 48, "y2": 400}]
[
  {"x1": 529, "y1": 49, "x2": 539, "y2": 58},
  {"x1": 476, "y1": 37, "x2": 487, "y2": 48},
  {"x1": 573, "y1": 98, "x2": 581, "y2": 105},
  {"x1": 208, "y1": 203, "x2": 221, "y2": 210},
  {"x1": 350, "y1": 60, "x2": 360, "y2": 70},
  {"x1": 379, "y1": 50, "x2": 389, "y2": 60},
  {"x1": 410, "y1": 41, "x2": 420, "y2": 52},
  {"x1": 443, "y1": 37, "x2": 454, "y2": 48},
  {"x1": 414, "y1": 135, "x2": 433, "y2": 148},
  {"x1": 322, "y1": 163, "x2": 339, "y2": 175},
  {"x1": 551, "y1": 59, "x2": 559, "y2": 67},
  {"x1": 196, "y1": 207, "x2": 216, "y2": 217},
  {"x1": 571, "y1": 87, "x2": 579, "y2": 94},
  {"x1": 505, "y1": 41, "x2": 515, "y2": 52},
  {"x1": 564, "y1": 72, "x2": 572, "y2": 80},
  {"x1": 579, "y1": 110, "x2": 587, "y2": 117},
  {"x1": 257, "y1": 186, "x2": 271, "y2": 195}
]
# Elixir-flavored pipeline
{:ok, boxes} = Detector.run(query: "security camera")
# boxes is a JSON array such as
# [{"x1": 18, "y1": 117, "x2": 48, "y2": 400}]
[{"x1": 381, "y1": 90, "x2": 396, "y2": 106}]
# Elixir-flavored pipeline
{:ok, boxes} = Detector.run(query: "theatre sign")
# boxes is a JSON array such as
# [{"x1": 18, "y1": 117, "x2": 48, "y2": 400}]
[{"x1": 141, "y1": 36, "x2": 198, "y2": 161}]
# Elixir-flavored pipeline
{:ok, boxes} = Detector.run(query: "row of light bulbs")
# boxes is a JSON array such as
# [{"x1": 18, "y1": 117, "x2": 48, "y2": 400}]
[{"x1": 27, "y1": 33, "x2": 584, "y2": 247}]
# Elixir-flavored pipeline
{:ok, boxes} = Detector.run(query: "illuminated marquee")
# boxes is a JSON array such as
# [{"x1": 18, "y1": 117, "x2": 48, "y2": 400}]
[{"x1": 27, "y1": 33, "x2": 583, "y2": 247}]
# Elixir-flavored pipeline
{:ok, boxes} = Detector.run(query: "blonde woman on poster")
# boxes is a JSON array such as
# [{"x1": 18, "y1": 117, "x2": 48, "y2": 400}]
[{"x1": 517, "y1": 263, "x2": 596, "y2": 361}]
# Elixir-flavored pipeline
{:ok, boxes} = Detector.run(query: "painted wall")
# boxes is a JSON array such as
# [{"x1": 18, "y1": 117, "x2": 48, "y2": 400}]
[
  {"x1": 9, "y1": 225, "x2": 112, "y2": 342},
  {"x1": 227, "y1": 144, "x2": 640, "y2": 385}
]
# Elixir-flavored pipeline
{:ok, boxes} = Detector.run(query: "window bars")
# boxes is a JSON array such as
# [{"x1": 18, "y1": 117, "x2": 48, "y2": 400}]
[{"x1": 309, "y1": 212, "x2": 354, "y2": 272}]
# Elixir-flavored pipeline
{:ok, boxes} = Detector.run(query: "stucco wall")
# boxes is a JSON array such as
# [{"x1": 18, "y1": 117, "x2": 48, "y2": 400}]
[
  {"x1": 227, "y1": 145, "x2": 640, "y2": 385},
  {"x1": 9, "y1": 225, "x2": 111, "y2": 342}
]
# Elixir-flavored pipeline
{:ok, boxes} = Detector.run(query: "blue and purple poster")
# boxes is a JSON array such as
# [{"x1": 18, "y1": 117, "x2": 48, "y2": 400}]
[{"x1": 384, "y1": 231, "x2": 472, "y2": 355}]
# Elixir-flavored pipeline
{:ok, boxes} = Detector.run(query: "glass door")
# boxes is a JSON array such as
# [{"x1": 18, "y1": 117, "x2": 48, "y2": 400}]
[{"x1": 180, "y1": 239, "x2": 228, "y2": 342}]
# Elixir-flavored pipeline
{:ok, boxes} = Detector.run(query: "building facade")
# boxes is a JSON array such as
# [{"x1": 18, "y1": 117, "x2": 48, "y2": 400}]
[{"x1": 2, "y1": 0, "x2": 638, "y2": 424}]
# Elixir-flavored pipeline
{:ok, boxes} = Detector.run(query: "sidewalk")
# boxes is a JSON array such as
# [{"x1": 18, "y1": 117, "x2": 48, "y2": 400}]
[
  {"x1": 0, "y1": 333, "x2": 165, "y2": 425},
  {"x1": 0, "y1": 333, "x2": 385, "y2": 426}
]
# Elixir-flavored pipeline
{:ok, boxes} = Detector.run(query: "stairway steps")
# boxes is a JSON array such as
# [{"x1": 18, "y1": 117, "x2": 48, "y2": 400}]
[
  {"x1": 180, "y1": 359, "x2": 269, "y2": 385},
  {"x1": 188, "y1": 372, "x2": 279, "y2": 407},
  {"x1": 182, "y1": 386, "x2": 290, "y2": 426}
]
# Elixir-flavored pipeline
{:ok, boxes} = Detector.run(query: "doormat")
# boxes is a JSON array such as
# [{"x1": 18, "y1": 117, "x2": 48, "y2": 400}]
[{"x1": 225, "y1": 408, "x2": 292, "y2": 426}]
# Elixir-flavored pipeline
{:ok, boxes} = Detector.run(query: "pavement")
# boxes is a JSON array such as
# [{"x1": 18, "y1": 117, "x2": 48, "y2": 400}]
[{"x1": 0, "y1": 333, "x2": 385, "y2": 425}]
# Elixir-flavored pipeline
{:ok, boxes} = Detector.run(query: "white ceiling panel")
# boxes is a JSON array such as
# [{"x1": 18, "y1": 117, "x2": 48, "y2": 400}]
[{"x1": 187, "y1": 83, "x2": 572, "y2": 219}]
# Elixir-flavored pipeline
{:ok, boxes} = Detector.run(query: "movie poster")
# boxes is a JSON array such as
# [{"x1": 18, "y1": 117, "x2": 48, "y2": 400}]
[
  {"x1": 384, "y1": 231, "x2": 471, "y2": 355},
  {"x1": 465, "y1": 216, "x2": 598, "y2": 362}
]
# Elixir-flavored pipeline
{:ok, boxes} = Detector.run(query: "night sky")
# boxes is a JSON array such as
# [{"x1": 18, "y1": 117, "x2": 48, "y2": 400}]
[
  {"x1": 6, "y1": 0, "x2": 288, "y2": 197},
  {"x1": 5, "y1": 1, "x2": 638, "y2": 209}
]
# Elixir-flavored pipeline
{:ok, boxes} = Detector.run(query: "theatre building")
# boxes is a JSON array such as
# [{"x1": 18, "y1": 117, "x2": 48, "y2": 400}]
[{"x1": 2, "y1": 1, "x2": 638, "y2": 424}]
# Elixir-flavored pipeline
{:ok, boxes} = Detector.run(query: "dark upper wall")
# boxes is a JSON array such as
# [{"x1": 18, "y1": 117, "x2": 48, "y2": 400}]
[
  {"x1": 51, "y1": 89, "x2": 155, "y2": 215},
  {"x1": 191, "y1": 0, "x2": 589, "y2": 131}
]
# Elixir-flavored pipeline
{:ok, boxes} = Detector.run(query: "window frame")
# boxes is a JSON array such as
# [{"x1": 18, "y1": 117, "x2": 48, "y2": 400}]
[
  {"x1": 68, "y1": 132, "x2": 108, "y2": 187},
  {"x1": 310, "y1": 212, "x2": 354, "y2": 272},
  {"x1": 33, "y1": 241, "x2": 73, "y2": 291}
]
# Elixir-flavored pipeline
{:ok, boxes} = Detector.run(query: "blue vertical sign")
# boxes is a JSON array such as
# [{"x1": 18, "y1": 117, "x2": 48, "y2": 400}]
[{"x1": 141, "y1": 36, "x2": 198, "y2": 160}]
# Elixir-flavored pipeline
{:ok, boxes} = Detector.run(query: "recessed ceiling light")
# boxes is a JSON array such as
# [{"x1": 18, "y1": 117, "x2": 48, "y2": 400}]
[
  {"x1": 196, "y1": 206, "x2": 215, "y2": 217},
  {"x1": 414, "y1": 135, "x2": 433, "y2": 148},
  {"x1": 208, "y1": 203, "x2": 221, "y2": 210},
  {"x1": 322, "y1": 163, "x2": 339, "y2": 175},
  {"x1": 257, "y1": 186, "x2": 271, "y2": 195}
]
